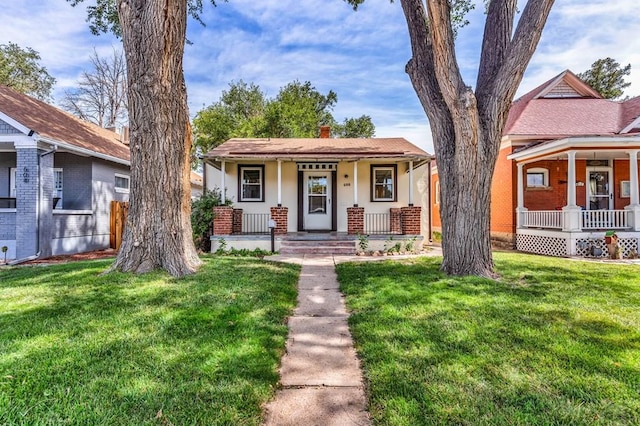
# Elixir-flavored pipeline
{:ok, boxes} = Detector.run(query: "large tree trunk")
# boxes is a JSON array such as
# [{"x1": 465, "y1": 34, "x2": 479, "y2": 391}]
[
  {"x1": 400, "y1": 0, "x2": 554, "y2": 277},
  {"x1": 110, "y1": 0, "x2": 201, "y2": 277}
]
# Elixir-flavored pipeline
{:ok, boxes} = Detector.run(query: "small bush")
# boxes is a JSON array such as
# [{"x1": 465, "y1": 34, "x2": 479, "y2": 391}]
[{"x1": 191, "y1": 188, "x2": 231, "y2": 251}]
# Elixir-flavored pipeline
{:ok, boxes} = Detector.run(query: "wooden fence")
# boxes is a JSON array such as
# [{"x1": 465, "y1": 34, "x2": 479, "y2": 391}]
[{"x1": 110, "y1": 201, "x2": 129, "y2": 250}]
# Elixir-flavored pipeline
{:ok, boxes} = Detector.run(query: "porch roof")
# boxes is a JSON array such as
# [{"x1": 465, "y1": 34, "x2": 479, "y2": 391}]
[
  {"x1": 204, "y1": 137, "x2": 432, "y2": 162},
  {"x1": 507, "y1": 134, "x2": 640, "y2": 163}
]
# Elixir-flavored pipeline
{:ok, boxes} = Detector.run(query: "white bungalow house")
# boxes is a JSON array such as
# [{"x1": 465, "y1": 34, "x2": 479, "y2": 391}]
[{"x1": 202, "y1": 127, "x2": 433, "y2": 253}]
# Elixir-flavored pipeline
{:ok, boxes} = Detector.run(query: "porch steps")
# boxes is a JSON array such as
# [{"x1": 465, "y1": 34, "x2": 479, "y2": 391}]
[{"x1": 279, "y1": 239, "x2": 356, "y2": 255}]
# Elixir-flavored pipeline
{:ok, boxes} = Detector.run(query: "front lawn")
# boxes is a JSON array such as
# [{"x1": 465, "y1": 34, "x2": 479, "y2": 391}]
[
  {"x1": 0, "y1": 256, "x2": 299, "y2": 425},
  {"x1": 337, "y1": 253, "x2": 640, "y2": 425}
]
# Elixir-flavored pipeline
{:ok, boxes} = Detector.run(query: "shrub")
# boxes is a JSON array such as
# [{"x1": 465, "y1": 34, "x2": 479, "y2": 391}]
[{"x1": 191, "y1": 188, "x2": 231, "y2": 251}]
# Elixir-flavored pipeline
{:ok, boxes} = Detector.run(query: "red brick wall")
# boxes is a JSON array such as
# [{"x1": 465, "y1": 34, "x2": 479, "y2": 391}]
[
  {"x1": 490, "y1": 146, "x2": 516, "y2": 236},
  {"x1": 270, "y1": 206, "x2": 288, "y2": 235},
  {"x1": 613, "y1": 159, "x2": 640, "y2": 208},
  {"x1": 232, "y1": 208, "x2": 243, "y2": 234},
  {"x1": 390, "y1": 208, "x2": 402, "y2": 234},
  {"x1": 347, "y1": 207, "x2": 364, "y2": 235},
  {"x1": 401, "y1": 206, "x2": 421, "y2": 235},
  {"x1": 213, "y1": 206, "x2": 233, "y2": 235}
]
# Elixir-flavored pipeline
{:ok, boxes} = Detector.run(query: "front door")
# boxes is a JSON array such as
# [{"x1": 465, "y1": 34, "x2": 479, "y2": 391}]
[
  {"x1": 587, "y1": 167, "x2": 613, "y2": 210},
  {"x1": 303, "y1": 172, "x2": 332, "y2": 230}
]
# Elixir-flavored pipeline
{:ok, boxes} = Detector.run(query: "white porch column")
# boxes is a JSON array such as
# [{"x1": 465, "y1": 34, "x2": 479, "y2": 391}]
[
  {"x1": 516, "y1": 162, "x2": 527, "y2": 228},
  {"x1": 277, "y1": 159, "x2": 282, "y2": 206},
  {"x1": 408, "y1": 160, "x2": 414, "y2": 206},
  {"x1": 220, "y1": 160, "x2": 226, "y2": 204},
  {"x1": 566, "y1": 150, "x2": 577, "y2": 207},
  {"x1": 562, "y1": 151, "x2": 582, "y2": 231},
  {"x1": 624, "y1": 150, "x2": 640, "y2": 230},
  {"x1": 353, "y1": 160, "x2": 358, "y2": 206}
]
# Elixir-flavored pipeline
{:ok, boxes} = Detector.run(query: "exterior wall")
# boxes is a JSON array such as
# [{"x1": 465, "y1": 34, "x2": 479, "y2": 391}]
[
  {"x1": 54, "y1": 153, "x2": 92, "y2": 210},
  {"x1": 15, "y1": 147, "x2": 39, "y2": 259},
  {"x1": 612, "y1": 159, "x2": 640, "y2": 209},
  {"x1": 213, "y1": 159, "x2": 430, "y2": 238},
  {"x1": 430, "y1": 164, "x2": 441, "y2": 233},
  {"x1": 0, "y1": 119, "x2": 20, "y2": 134},
  {"x1": 490, "y1": 146, "x2": 517, "y2": 242},
  {"x1": 50, "y1": 158, "x2": 129, "y2": 255}
]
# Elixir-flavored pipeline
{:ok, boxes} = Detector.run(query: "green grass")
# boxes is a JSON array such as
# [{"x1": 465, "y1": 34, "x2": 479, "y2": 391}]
[
  {"x1": 336, "y1": 253, "x2": 640, "y2": 425},
  {"x1": 0, "y1": 256, "x2": 299, "y2": 425}
]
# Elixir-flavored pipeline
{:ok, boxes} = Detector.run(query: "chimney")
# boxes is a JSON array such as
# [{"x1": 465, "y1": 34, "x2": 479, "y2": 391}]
[
  {"x1": 319, "y1": 125, "x2": 331, "y2": 138},
  {"x1": 119, "y1": 126, "x2": 130, "y2": 145}
]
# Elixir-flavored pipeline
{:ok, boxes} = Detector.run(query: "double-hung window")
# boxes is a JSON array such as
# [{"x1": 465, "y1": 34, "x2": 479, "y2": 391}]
[
  {"x1": 371, "y1": 165, "x2": 396, "y2": 202},
  {"x1": 53, "y1": 168, "x2": 63, "y2": 208},
  {"x1": 239, "y1": 165, "x2": 264, "y2": 202}
]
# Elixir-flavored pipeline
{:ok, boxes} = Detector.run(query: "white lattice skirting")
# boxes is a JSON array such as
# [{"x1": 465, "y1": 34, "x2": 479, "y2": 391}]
[
  {"x1": 516, "y1": 234, "x2": 568, "y2": 257},
  {"x1": 517, "y1": 230, "x2": 640, "y2": 258}
]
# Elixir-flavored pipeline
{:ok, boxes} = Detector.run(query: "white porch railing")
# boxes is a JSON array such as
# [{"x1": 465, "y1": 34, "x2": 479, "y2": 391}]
[
  {"x1": 523, "y1": 210, "x2": 563, "y2": 229},
  {"x1": 581, "y1": 210, "x2": 629, "y2": 230}
]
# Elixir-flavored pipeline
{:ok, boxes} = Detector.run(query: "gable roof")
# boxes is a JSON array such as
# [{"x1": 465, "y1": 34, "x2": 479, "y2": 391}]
[
  {"x1": 0, "y1": 85, "x2": 130, "y2": 163},
  {"x1": 502, "y1": 70, "x2": 640, "y2": 137},
  {"x1": 205, "y1": 137, "x2": 431, "y2": 160}
]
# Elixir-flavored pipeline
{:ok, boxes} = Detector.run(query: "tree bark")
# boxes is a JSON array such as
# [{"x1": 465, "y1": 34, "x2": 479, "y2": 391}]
[
  {"x1": 400, "y1": 0, "x2": 554, "y2": 277},
  {"x1": 110, "y1": 0, "x2": 201, "y2": 277}
]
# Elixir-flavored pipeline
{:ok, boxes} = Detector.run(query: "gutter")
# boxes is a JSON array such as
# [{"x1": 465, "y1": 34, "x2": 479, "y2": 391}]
[{"x1": 38, "y1": 136, "x2": 130, "y2": 166}]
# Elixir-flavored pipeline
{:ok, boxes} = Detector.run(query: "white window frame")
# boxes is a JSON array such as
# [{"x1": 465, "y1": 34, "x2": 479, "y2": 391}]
[
  {"x1": 371, "y1": 165, "x2": 396, "y2": 202},
  {"x1": 239, "y1": 165, "x2": 264, "y2": 202},
  {"x1": 435, "y1": 180, "x2": 440, "y2": 205},
  {"x1": 526, "y1": 167, "x2": 549, "y2": 188},
  {"x1": 115, "y1": 173, "x2": 130, "y2": 194},
  {"x1": 620, "y1": 180, "x2": 631, "y2": 198},
  {"x1": 9, "y1": 167, "x2": 16, "y2": 198},
  {"x1": 53, "y1": 168, "x2": 63, "y2": 209}
]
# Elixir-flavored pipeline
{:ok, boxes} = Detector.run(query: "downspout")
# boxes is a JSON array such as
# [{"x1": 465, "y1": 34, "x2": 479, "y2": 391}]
[{"x1": 10, "y1": 145, "x2": 57, "y2": 265}]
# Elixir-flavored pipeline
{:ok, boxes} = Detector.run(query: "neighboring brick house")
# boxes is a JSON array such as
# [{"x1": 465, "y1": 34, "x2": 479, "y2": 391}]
[
  {"x1": 0, "y1": 85, "x2": 132, "y2": 262},
  {"x1": 431, "y1": 70, "x2": 640, "y2": 257},
  {"x1": 202, "y1": 129, "x2": 433, "y2": 253}
]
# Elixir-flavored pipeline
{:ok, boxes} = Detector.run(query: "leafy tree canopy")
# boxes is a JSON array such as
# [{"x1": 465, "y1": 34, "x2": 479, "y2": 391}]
[
  {"x1": 578, "y1": 57, "x2": 631, "y2": 100},
  {"x1": 0, "y1": 42, "x2": 56, "y2": 101},
  {"x1": 193, "y1": 80, "x2": 376, "y2": 154}
]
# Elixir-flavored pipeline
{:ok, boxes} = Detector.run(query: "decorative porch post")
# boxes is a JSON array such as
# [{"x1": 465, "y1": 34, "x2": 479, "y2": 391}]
[
  {"x1": 624, "y1": 150, "x2": 640, "y2": 231},
  {"x1": 408, "y1": 160, "x2": 414, "y2": 206},
  {"x1": 220, "y1": 160, "x2": 226, "y2": 204},
  {"x1": 516, "y1": 163, "x2": 527, "y2": 228},
  {"x1": 353, "y1": 160, "x2": 358, "y2": 206},
  {"x1": 277, "y1": 159, "x2": 282, "y2": 206},
  {"x1": 563, "y1": 150, "x2": 582, "y2": 231}
]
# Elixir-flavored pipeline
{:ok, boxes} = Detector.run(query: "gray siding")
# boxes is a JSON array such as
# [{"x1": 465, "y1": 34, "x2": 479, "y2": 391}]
[
  {"x1": 92, "y1": 160, "x2": 129, "y2": 236},
  {"x1": 54, "y1": 153, "x2": 92, "y2": 210},
  {"x1": 0, "y1": 153, "x2": 17, "y2": 197},
  {"x1": 0, "y1": 212, "x2": 16, "y2": 239},
  {"x1": 0, "y1": 119, "x2": 20, "y2": 135}
]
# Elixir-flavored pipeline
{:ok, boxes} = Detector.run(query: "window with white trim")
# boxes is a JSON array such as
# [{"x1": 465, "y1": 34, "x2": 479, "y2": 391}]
[
  {"x1": 371, "y1": 165, "x2": 396, "y2": 202},
  {"x1": 9, "y1": 167, "x2": 16, "y2": 198},
  {"x1": 239, "y1": 165, "x2": 264, "y2": 202},
  {"x1": 526, "y1": 167, "x2": 549, "y2": 188},
  {"x1": 53, "y1": 168, "x2": 63, "y2": 209},
  {"x1": 115, "y1": 173, "x2": 130, "y2": 193},
  {"x1": 435, "y1": 180, "x2": 440, "y2": 205}
]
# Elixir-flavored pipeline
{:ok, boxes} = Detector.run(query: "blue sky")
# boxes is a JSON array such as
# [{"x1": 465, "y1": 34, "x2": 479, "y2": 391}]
[{"x1": 1, "y1": 0, "x2": 638, "y2": 153}]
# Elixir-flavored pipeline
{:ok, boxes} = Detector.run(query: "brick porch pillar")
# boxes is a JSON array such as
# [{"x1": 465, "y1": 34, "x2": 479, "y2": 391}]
[
  {"x1": 232, "y1": 208, "x2": 243, "y2": 234},
  {"x1": 401, "y1": 206, "x2": 421, "y2": 235},
  {"x1": 270, "y1": 206, "x2": 288, "y2": 235},
  {"x1": 390, "y1": 208, "x2": 402, "y2": 234},
  {"x1": 347, "y1": 207, "x2": 364, "y2": 235},
  {"x1": 213, "y1": 206, "x2": 233, "y2": 235}
]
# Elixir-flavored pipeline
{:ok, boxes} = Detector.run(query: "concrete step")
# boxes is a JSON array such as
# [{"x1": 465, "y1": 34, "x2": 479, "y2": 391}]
[{"x1": 279, "y1": 240, "x2": 356, "y2": 255}]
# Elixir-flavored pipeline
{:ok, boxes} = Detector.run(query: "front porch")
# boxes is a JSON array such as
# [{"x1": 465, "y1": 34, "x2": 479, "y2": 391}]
[{"x1": 509, "y1": 138, "x2": 640, "y2": 257}]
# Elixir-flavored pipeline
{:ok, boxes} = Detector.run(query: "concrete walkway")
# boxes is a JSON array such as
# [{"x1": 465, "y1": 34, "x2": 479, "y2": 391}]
[{"x1": 263, "y1": 255, "x2": 370, "y2": 426}]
